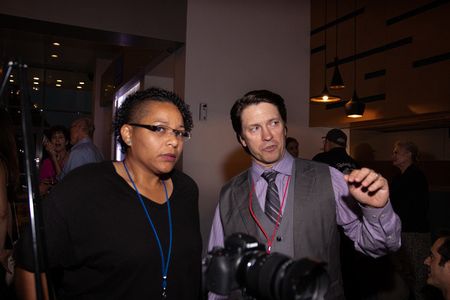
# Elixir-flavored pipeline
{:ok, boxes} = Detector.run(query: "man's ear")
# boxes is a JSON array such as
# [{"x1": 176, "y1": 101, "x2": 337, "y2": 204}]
[
  {"x1": 238, "y1": 134, "x2": 247, "y2": 147},
  {"x1": 284, "y1": 126, "x2": 288, "y2": 137}
]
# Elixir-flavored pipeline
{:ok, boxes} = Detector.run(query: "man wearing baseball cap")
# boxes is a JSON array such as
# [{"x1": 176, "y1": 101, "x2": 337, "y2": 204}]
[
  {"x1": 314, "y1": 129, "x2": 364, "y2": 299},
  {"x1": 313, "y1": 128, "x2": 359, "y2": 174}
]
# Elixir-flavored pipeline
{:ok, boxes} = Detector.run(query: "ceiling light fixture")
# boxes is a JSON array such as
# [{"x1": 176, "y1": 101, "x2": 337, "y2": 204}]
[
  {"x1": 56, "y1": 83, "x2": 61, "y2": 87},
  {"x1": 56, "y1": 79, "x2": 62, "y2": 83},
  {"x1": 345, "y1": 91, "x2": 365, "y2": 118},
  {"x1": 33, "y1": 77, "x2": 39, "y2": 80},
  {"x1": 77, "y1": 86, "x2": 82, "y2": 89},
  {"x1": 310, "y1": 0, "x2": 341, "y2": 103},
  {"x1": 330, "y1": 0, "x2": 345, "y2": 90},
  {"x1": 51, "y1": 54, "x2": 58, "y2": 58},
  {"x1": 53, "y1": 42, "x2": 61, "y2": 46},
  {"x1": 345, "y1": 0, "x2": 365, "y2": 118},
  {"x1": 33, "y1": 82, "x2": 39, "y2": 85},
  {"x1": 79, "y1": 81, "x2": 85, "y2": 85}
]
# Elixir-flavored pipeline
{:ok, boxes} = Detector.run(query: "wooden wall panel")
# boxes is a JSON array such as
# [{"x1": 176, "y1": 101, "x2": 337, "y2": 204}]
[{"x1": 310, "y1": 0, "x2": 450, "y2": 128}]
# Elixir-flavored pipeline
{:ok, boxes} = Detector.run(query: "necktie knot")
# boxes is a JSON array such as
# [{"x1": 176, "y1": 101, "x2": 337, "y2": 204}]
[{"x1": 262, "y1": 170, "x2": 278, "y2": 184}]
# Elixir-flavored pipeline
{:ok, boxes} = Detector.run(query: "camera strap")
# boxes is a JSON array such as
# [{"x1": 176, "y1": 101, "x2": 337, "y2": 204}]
[
  {"x1": 123, "y1": 160, "x2": 173, "y2": 298},
  {"x1": 248, "y1": 175, "x2": 291, "y2": 254}
]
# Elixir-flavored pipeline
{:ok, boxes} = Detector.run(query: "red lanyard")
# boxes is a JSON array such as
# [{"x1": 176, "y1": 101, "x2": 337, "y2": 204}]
[{"x1": 248, "y1": 175, "x2": 291, "y2": 253}]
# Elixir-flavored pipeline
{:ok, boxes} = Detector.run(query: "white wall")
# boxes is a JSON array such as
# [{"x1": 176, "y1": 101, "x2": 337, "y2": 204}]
[{"x1": 183, "y1": 0, "x2": 321, "y2": 246}]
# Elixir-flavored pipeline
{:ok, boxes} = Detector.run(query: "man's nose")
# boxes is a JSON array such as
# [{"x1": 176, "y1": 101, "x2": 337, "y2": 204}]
[{"x1": 261, "y1": 127, "x2": 273, "y2": 140}]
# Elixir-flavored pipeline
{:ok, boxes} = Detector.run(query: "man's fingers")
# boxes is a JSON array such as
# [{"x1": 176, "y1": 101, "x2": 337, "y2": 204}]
[{"x1": 346, "y1": 168, "x2": 386, "y2": 190}]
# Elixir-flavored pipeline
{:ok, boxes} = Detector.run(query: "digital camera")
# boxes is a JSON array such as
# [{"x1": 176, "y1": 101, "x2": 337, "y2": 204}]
[{"x1": 203, "y1": 233, "x2": 330, "y2": 300}]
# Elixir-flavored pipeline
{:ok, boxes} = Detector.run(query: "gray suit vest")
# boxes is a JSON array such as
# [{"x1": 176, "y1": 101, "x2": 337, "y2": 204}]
[{"x1": 219, "y1": 159, "x2": 343, "y2": 299}]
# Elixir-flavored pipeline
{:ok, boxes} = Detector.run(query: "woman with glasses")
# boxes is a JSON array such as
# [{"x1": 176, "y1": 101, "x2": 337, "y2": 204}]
[{"x1": 15, "y1": 88, "x2": 202, "y2": 300}]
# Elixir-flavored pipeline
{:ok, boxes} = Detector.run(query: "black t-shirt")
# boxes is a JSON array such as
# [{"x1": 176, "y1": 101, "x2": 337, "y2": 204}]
[
  {"x1": 16, "y1": 161, "x2": 202, "y2": 300},
  {"x1": 312, "y1": 147, "x2": 359, "y2": 174},
  {"x1": 390, "y1": 164, "x2": 429, "y2": 232}
]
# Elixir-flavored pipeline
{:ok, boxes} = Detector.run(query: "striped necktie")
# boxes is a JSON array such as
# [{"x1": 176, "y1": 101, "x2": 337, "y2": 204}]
[{"x1": 262, "y1": 170, "x2": 281, "y2": 224}]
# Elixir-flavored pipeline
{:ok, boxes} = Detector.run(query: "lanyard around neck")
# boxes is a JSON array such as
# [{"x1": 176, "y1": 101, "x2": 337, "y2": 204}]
[
  {"x1": 248, "y1": 174, "x2": 291, "y2": 253},
  {"x1": 122, "y1": 160, "x2": 173, "y2": 298}
]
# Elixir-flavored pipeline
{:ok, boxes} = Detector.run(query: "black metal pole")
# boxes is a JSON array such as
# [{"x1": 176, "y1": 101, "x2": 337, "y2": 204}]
[{"x1": 18, "y1": 62, "x2": 45, "y2": 300}]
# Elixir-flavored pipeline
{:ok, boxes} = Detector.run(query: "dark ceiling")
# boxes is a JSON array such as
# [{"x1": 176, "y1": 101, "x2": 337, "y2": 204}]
[{"x1": 0, "y1": 13, "x2": 182, "y2": 94}]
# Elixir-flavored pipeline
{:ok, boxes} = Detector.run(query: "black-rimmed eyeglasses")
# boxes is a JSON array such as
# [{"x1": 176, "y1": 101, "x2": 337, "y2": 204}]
[{"x1": 128, "y1": 123, "x2": 191, "y2": 141}]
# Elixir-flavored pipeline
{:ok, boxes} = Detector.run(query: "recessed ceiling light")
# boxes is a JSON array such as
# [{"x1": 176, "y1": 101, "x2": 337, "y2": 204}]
[
  {"x1": 9, "y1": 74, "x2": 13, "y2": 78},
  {"x1": 56, "y1": 79, "x2": 62, "y2": 83},
  {"x1": 9, "y1": 79, "x2": 14, "y2": 83},
  {"x1": 56, "y1": 83, "x2": 62, "y2": 87},
  {"x1": 51, "y1": 54, "x2": 58, "y2": 58},
  {"x1": 77, "y1": 86, "x2": 82, "y2": 89},
  {"x1": 79, "y1": 81, "x2": 85, "y2": 85},
  {"x1": 33, "y1": 77, "x2": 39, "y2": 80},
  {"x1": 53, "y1": 42, "x2": 61, "y2": 46},
  {"x1": 33, "y1": 82, "x2": 39, "y2": 85}
]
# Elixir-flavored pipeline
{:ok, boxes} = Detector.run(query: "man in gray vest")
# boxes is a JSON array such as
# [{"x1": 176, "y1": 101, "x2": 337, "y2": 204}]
[{"x1": 208, "y1": 90, "x2": 401, "y2": 300}]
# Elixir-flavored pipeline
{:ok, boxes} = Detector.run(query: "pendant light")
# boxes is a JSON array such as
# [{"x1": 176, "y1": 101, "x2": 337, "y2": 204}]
[
  {"x1": 345, "y1": 90, "x2": 365, "y2": 118},
  {"x1": 330, "y1": 0, "x2": 345, "y2": 90},
  {"x1": 345, "y1": 0, "x2": 365, "y2": 118},
  {"x1": 310, "y1": 0, "x2": 341, "y2": 103}
]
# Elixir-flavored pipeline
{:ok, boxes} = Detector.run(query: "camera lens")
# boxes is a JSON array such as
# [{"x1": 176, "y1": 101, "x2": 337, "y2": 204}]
[
  {"x1": 279, "y1": 258, "x2": 329, "y2": 300},
  {"x1": 237, "y1": 252, "x2": 329, "y2": 300}
]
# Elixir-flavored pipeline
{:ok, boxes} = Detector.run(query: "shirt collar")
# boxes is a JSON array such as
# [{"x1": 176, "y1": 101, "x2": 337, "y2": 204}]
[{"x1": 250, "y1": 151, "x2": 294, "y2": 181}]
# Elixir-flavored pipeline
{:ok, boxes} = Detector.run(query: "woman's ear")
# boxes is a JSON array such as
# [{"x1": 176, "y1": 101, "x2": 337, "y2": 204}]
[{"x1": 120, "y1": 125, "x2": 133, "y2": 146}]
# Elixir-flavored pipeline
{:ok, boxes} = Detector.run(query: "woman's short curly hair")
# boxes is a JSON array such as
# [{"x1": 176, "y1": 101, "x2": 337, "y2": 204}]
[{"x1": 114, "y1": 87, "x2": 193, "y2": 153}]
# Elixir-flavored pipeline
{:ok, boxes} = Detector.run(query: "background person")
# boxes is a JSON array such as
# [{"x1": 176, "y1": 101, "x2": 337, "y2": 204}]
[
  {"x1": 57, "y1": 117, "x2": 103, "y2": 180},
  {"x1": 208, "y1": 90, "x2": 401, "y2": 300},
  {"x1": 390, "y1": 140, "x2": 430, "y2": 300},
  {"x1": 312, "y1": 128, "x2": 359, "y2": 174},
  {"x1": 38, "y1": 125, "x2": 70, "y2": 195},
  {"x1": 424, "y1": 232, "x2": 450, "y2": 300},
  {"x1": 0, "y1": 108, "x2": 20, "y2": 297},
  {"x1": 15, "y1": 88, "x2": 202, "y2": 300},
  {"x1": 313, "y1": 128, "x2": 367, "y2": 299},
  {"x1": 285, "y1": 136, "x2": 299, "y2": 158}
]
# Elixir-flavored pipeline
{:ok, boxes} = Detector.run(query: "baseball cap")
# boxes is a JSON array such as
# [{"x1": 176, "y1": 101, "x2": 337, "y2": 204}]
[{"x1": 324, "y1": 129, "x2": 347, "y2": 147}]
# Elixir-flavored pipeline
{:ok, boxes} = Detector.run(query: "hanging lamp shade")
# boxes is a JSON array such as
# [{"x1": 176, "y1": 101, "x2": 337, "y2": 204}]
[
  {"x1": 345, "y1": 91, "x2": 365, "y2": 118},
  {"x1": 330, "y1": 57, "x2": 345, "y2": 90},
  {"x1": 330, "y1": 0, "x2": 345, "y2": 90},
  {"x1": 310, "y1": 84, "x2": 341, "y2": 103},
  {"x1": 310, "y1": 0, "x2": 341, "y2": 103}
]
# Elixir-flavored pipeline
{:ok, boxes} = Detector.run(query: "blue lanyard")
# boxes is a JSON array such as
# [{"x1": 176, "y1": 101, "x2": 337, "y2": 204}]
[{"x1": 123, "y1": 160, "x2": 173, "y2": 298}]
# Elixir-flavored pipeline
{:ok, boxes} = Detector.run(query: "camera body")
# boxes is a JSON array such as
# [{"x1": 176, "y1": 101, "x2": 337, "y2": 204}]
[{"x1": 204, "y1": 233, "x2": 330, "y2": 300}]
